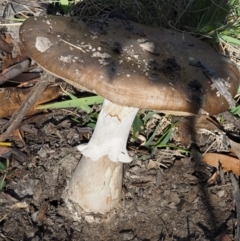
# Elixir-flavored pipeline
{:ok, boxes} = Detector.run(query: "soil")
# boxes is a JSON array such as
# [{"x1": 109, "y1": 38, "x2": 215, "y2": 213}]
[
  {"x1": 0, "y1": 131, "x2": 236, "y2": 241},
  {"x1": 0, "y1": 1, "x2": 239, "y2": 241}
]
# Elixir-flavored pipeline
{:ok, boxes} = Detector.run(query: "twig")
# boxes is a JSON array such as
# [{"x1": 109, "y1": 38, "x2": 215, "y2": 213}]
[
  {"x1": 0, "y1": 59, "x2": 30, "y2": 85},
  {"x1": 60, "y1": 39, "x2": 86, "y2": 53},
  {"x1": 0, "y1": 23, "x2": 22, "y2": 26},
  {"x1": 0, "y1": 74, "x2": 50, "y2": 141}
]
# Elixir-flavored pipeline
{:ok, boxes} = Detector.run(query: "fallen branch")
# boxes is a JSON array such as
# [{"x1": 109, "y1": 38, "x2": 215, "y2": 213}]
[
  {"x1": 0, "y1": 59, "x2": 30, "y2": 85},
  {"x1": 0, "y1": 74, "x2": 51, "y2": 141}
]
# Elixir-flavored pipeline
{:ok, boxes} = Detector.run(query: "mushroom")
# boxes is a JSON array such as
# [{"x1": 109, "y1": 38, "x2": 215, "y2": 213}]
[{"x1": 19, "y1": 16, "x2": 240, "y2": 214}]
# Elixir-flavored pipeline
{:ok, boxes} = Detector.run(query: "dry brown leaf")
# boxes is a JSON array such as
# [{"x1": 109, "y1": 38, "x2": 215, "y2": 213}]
[
  {"x1": 177, "y1": 116, "x2": 221, "y2": 146},
  {"x1": 176, "y1": 119, "x2": 192, "y2": 146},
  {"x1": 2, "y1": 34, "x2": 28, "y2": 70},
  {"x1": 195, "y1": 116, "x2": 221, "y2": 130},
  {"x1": 12, "y1": 129, "x2": 24, "y2": 144},
  {"x1": 0, "y1": 84, "x2": 62, "y2": 118},
  {"x1": 202, "y1": 153, "x2": 240, "y2": 175},
  {"x1": 37, "y1": 202, "x2": 49, "y2": 222},
  {"x1": 13, "y1": 169, "x2": 29, "y2": 179},
  {"x1": 207, "y1": 171, "x2": 218, "y2": 185},
  {"x1": 0, "y1": 146, "x2": 11, "y2": 156},
  {"x1": 229, "y1": 139, "x2": 240, "y2": 159},
  {"x1": 147, "y1": 159, "x2": 158, "y2": 170},
  {"x1": 215, "y1": 233, "x2": 232, "y2": 241},
  {"x1": 0, "y1": 35, "x2": 13, "y2": 53}
]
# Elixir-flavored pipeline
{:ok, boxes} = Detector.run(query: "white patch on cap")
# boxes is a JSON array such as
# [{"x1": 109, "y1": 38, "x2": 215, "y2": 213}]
[
  {"x1": 59, "y1": 55, "x2": 73, "y2": 63},
  {"x1": 35, "y1": 37, "x2": 53, "y2": 52},
  {"x1": 92, "y1": 52, "x2": 112, "y2": 58}
]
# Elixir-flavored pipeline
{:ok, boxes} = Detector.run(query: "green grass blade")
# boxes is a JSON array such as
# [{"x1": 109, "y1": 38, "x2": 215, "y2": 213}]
[
  {"x1": 59, "y1": 0, "x2": 69, "y2": 5},
  {"x1": 154, "y1": 127, "x2": 173, "y2": 147},
  {"x1": 237, "y1": 86, "x2": 240, "y2": 95},
  {"x1": 145, "y1": 122, "x2": 161, "y2": 146},
  {"x1": 230, "y1": 105, "x2": 240, "y2": 114},
  {"x1": 132, "y1": 115, "x2": 144, "y2": 139},
  {"x1": 59, "y1": 0, "x2": 71, "y2": 14},
  {"x1": 219, "y1": 35, "x2": 240, "y2": 46},
  {"x1": 142, "y1": 111, "x2": 157, "y2": 124},
  {"x1": 154, "y1": 144, "x2": 189, "y2": 154},
  {"x1": 0, "y1": 173, "x2": 6, "y2": 191},
  {"x1": 0, "y1": 162, "x2": 5, "y2": 171},
  {"x1": 0, "y1": 179, "x2": 6, "y2": 191},
  {"x1": 62, "y1": 90, "x2": 78, "y2": 100},
  {"x1": 153, "y1": 120, "x2": 180, "y2": 147},
  {"x1": 37, "y1": 96, "x2": 104, "y2": 113},
  {"x1": 78, "y1": 105, "x2": 92, "y2": 113}
]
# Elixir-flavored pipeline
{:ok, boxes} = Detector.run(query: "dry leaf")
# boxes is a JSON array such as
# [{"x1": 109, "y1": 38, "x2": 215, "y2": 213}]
[
  {"x1": 215, "y1": 233, "x2": 232, "y2": 241},
  {"x1": 202, "y1": 153, "x2": 240, "y2": 175},
  {"x1": 12, "y1": 129, "x2": 24, "y2": 144},
  {"x1": 176, "y1": 116, "x2": 221, "y2": 146},
  {"x1": 0, "y1": 146, "x2": 11, "y2": 156},
  {"x1": 229, "y1": 139, "x2": 240, "y2": 159},
  {"x1": 0, "y1": 35, "x2": 13, "y2": 53},
  {"x1": 207, "y1": 172, "x2": 218, "y2": 185},
  {"x1": 147, "y1": 159, "x2": 158, "y2": 170},
  {"x1": 2, "y1": 34, "x2": 27, "y2": 69},
  {"x1": 0, "y1": 84, "x2": 62, "y2": 118}
]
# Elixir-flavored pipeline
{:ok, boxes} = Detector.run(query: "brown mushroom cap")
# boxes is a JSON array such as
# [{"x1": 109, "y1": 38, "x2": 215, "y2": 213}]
[{"x1": 20, "y1": 16, "x2": 240, "y2": 115}]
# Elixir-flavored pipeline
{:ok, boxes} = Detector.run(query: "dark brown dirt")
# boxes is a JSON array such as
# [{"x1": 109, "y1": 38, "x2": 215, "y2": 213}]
[{"x1": 0, "y1": 110, "x2": 237, "y2": 241}]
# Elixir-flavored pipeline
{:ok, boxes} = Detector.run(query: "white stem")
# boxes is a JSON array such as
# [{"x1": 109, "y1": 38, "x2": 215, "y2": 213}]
[
  {"x1": 64, "y1": 100, "x2": 139, "y2": 214},
  {"x1": 78, "y1": 99, "x2": 139, "y2": 163},
  {"x1": 65, "y1": 155, "x2": 123, "y2": 214}
]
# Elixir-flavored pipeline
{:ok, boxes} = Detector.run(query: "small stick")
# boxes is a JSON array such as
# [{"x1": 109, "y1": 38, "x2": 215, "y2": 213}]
[
  {"x1": 0, "y1": 74, "x2": 51, "y2": 141},
  {"x1": 0, "y1": 59, "x2": 30, "y2": 85}
]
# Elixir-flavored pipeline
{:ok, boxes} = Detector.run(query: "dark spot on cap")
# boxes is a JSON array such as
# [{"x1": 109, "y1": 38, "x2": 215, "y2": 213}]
[
  {"x1": 147, "y1": 59, "x2": 161, "y2": 72},
  {"x1": 162, "y1": 58, "x2": 180, "y2": 71},
  {"x1": 112, "y1": 42, "x2": 122, "y2": 54},
  {"x1": 188, "y1": 79, "x2": 202, "y2": 92}
]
